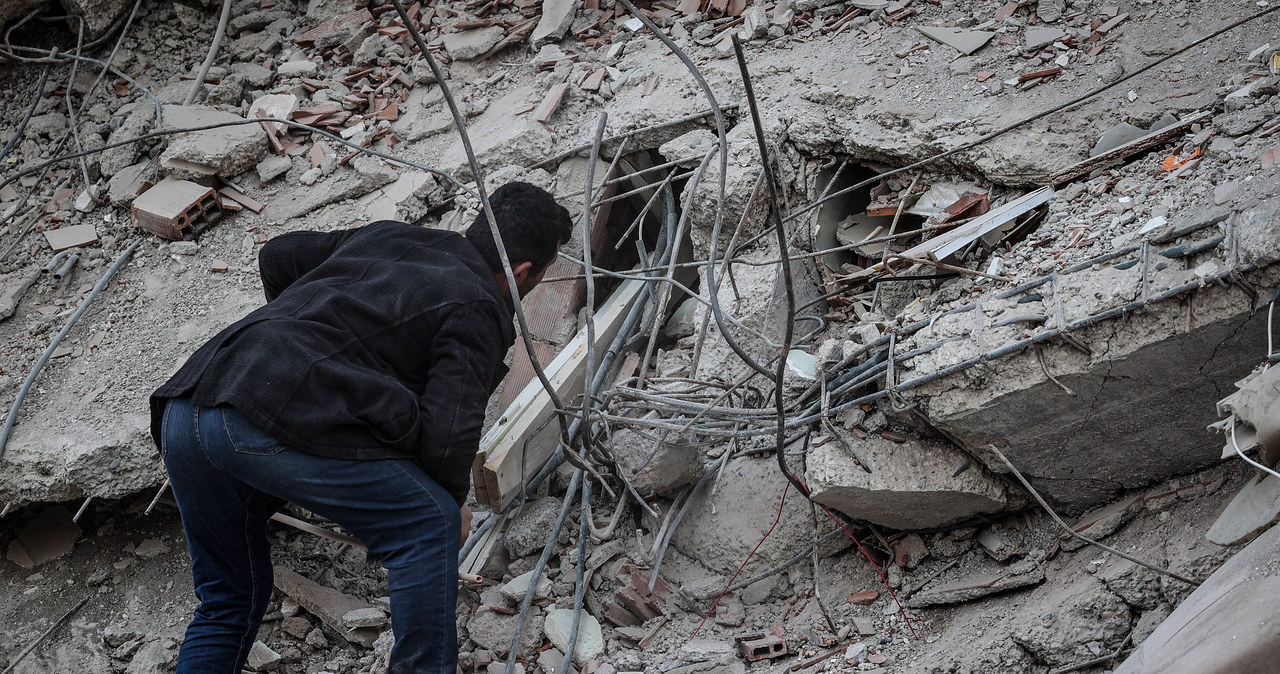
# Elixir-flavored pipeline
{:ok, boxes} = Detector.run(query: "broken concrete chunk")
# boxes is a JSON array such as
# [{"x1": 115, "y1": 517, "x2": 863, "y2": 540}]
[
  {"x1": 134, "y1": 538, "x2": 169, "y2": 558},
  {"x1": 977, "y1": 528, "x2": 1021, "y2": 561},
  {"x1": 500, "y1": 569, "x2": 552, "y2": 603},
  {"x1": 806, "y1": 433, "x2": 1007, "y2": 529},
  {"x1": 443, "y1": 27, "x2": 505, "y2": 61},
  {"x1": 60, "y1": 0, "x2": 131, "y2": 39},
  {"x1": 1060, "y1": 495, "x2": 1141, "y2": 551},
  {"x1": 915, "y1": 26, "x2": 994, "y2": 55},
  {"x1": 245, "y1": 641, "x2": 281, "y2": 671},
  {"x1": 276, "y1": 60, "x2": 320, "y2": 78},
  {"x1": 107, "y1": 161, "x2": 156, "y2": 206},
  {"x1": 273, "y1": 567, "x2": 381, "y2": 647},
  {"x1": 532, "y1": 0, "x2": 578, "y2": 47},
  {"x1": 159, "y1": 105, "x2": 269, "y2": 179},
  {"x1": 609, "y1": 429, "x2": 703, "y2": 496},
  {"x1": 1024, "y1": 27, "x2": 1065, "y2": 50},
  {"x1": 504, "y1": 498, "x2": 561, "y2": 559},
  {"x1": 248, "y1": 93, "x2": 299, "y2": 133},
  {"x1": 659, "y1": 130, "x2": 719, "y2": 167},
  {"x1": 894, "y1": 534, "x2": 929, "y2": 569},
  {"x1": 908, "y1": 562, "x2": 1046, "y2": 608},
  {"x1": 1012, "y1": 577, "x2": 1131, "y2": 668},
  {"x1": 1205, "y1": 474, "x2": 1280, "y2": 546},
  {"x1": 341, "y1": 607, "x2": 387, "y2": 629},
  {"x1": 257, "y1": 155, "x2": 292, "y2": 183},
  {"x1": 5, "y1": 505, "x2": 81, "y2": 569},
  {"x1": 544, "y1": 609, "x2": 603, "y2": 666},
  {"x1": 1091, "y1": 122, "x2": 1146, "y2": 157}
]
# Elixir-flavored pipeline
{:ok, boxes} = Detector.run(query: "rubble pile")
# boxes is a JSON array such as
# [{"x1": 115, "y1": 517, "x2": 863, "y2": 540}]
[{"x1": 0, "y1": 0, "x2": 1278, "y2": 672}]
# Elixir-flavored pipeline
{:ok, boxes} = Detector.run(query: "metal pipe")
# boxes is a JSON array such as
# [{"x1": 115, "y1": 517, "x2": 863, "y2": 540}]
[{"x1": 52, "y1": 254, "x2": 79, "y2": 280}]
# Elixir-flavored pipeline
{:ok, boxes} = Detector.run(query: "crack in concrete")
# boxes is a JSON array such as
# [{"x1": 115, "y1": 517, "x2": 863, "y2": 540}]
[
  {"x1": 1069, "y1": 318, "x2": 1124, "y2": 446},
  {"x1": 1194, "y1": 308, "x2": 1254, "y2": 402}
]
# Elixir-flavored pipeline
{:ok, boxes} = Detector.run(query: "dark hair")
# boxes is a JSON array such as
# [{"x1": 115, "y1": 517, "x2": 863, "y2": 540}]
[{"x1": 465, "y1": 182, "x2": 572, "y2": 274}]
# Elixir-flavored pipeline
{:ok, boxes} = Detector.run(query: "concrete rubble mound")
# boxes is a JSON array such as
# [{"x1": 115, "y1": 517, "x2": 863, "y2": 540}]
[{"x1": 1, "y1": 0, "x2": 1279, "y2": 671}]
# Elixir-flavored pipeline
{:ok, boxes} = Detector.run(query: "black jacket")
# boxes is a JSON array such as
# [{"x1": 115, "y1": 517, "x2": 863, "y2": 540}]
[{"x1": 150, "y1": 221, "x2": 514, "y2": 504}]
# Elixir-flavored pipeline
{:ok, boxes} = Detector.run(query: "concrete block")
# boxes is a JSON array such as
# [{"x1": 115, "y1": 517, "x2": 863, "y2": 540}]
[
  {"x1": 159, "y1": 105, "x2": 268, "y2": 179},
  {"x1": 806, "y1": 432, "x2": 1007, "y2": 529},
  {"x1": 131, "y1": 178, "x2": 222, "y2": 240},
  {"x1": 107, "y1": 161, "x2": 156, "y2": 206},
  {"x1": 430, "y1": 86, "x2": 553, "y2": 180},
  {"x1": 60, "y1": 0, "x2": 132, "y2": 39},
  {"x1": 503, "y1": 497, "x2": 560, "y2": 559}
]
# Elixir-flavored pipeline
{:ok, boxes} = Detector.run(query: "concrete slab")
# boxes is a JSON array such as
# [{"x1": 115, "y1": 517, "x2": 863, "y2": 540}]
[
  {"x1": 1115, "y1": 522, "x2": 1280, "y2": 674},
  {"x1": 532, "y1": 0, "x2": 578, "y2": 46},
  {"x1": 1206, "y1": 474, "x2": 1280, "y2": 546},
  {"x1": 915, "y1": 274, "x2": 1272, "y2": 511},
  {"x1": 806, "y1": 432, "x2": 1007, "y2": 529}
]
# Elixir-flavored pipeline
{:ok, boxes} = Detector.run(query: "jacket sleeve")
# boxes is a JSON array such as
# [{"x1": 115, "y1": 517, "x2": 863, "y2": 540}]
[
  {"x1": 417, "y1": 300, "x2": 509, "y2": 505},
  {"x1": 258, "y1": 227, "x2": 367, "y2": 301}
]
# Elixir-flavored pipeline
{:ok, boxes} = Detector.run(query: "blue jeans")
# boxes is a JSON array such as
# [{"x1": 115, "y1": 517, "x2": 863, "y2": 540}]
[{"x1": 160, "y1": 397, "x2": 460, "y2": 674}]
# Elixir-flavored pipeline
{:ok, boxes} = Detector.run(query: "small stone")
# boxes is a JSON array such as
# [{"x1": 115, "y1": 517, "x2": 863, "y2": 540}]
[
  {"x1": 257, "y1": 155, "x2": 292, "y2": 183},
  {"x1": 134, "y1": 538, "x2": 169, "y2": 558},
  {"x1": 277, "y1": 60, "x2": 319, "y2": 78},
  {"x1": 305, "y1": 628, "x2": 329, "y2": 649},
  {"x1": 169, "y1": 241, "x2": 199, "y2": 255},
  {"x1": 847, "y1": 590, "x2": 880, "y2": 605},
  {"x1": 245, "y1": 641, "x2": 282, "y2": 671}
]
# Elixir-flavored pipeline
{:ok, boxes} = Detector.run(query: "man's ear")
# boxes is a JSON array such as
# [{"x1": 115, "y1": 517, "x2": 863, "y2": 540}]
[{"x1": 511, "y1": 261, "x2": 534, "y2": 284}]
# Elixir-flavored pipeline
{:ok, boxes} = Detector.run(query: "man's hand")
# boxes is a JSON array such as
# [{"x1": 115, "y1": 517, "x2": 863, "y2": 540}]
[{"x1": 460, "y1": 505, "x2": 473, "y2": 546}]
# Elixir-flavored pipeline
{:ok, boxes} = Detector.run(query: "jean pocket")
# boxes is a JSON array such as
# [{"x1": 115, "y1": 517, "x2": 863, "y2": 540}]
[
  {"x1": 222, "y1": 407, "x2": 288, "y2": 456},
  {"x1": 159, "y1": 399, "x2": 175, "y2": 459}
]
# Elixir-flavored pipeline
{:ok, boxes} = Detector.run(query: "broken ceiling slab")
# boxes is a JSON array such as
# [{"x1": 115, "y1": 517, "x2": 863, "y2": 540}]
[
  {"x1": 915, "y1": 26, "x2": 994, "y2": 56},
  {"x1": 430, "y1": 86, "x2": 554, "y2": 180},
  {"x1": 443, "y1": 26, "x2": 506, "y2": 61},
  {"x1": 5, "y1": 505, "x2": 81, "y2": 569},
  {"x1": 1205, "y1": 474, "x2": 1280, "y2": 546},
  {"x1": 907, "y1": 561, "x2": 1045, "y2": 608},
  {"x1": 1115, "y1": 520, "x2": 1280, "y2": 674},
  {"x1": 531, "y1": 0, "x2": 578, "y2": 46},
  {"x1": 159, "y1": 105, "x2": 269, "y2": 180},
  {"x1": 806, "y1": 432, "x2": 1007, "y2": 529}
]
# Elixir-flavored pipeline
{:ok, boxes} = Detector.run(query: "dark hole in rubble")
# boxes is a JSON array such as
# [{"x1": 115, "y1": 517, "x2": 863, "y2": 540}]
[{"x1": 814, "y1": 163, "x2": 928, "y2": 273}]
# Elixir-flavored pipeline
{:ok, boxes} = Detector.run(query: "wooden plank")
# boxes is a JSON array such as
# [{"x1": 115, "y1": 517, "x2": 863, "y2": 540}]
[
  {"x1": 1051, "y1": 111, "x2": 1210, "y2": 185},
  {"x1": 532, "y1": 82, "x2": 570, "y2": 123},
  {"x1": 475, "y1": 279, "x2": 645, "y2": 511}
]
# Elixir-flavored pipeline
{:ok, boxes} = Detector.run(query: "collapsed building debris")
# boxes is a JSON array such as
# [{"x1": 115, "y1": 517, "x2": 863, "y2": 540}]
[{"x1": 0, "y1": 0, "x2": 1279, "y2": 672}]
